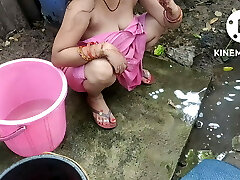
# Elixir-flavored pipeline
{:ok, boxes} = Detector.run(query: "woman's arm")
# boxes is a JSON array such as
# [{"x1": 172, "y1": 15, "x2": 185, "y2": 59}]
[
  {"x1": 138, "y1": 0, "x2": 182, "y2": 30},
  {"x1": 51, "y1": 0, "x2": 94, "y2": 67}
]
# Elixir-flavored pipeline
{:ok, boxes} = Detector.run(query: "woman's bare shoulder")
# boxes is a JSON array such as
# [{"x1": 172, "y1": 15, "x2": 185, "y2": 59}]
[{"x1": 68, "y1": 0, "x2": 95, "y2": 13}]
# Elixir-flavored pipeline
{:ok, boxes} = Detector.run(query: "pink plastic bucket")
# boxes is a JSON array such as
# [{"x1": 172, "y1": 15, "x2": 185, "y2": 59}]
[{"x1": 0, "y1": 58, "x2": 68, "y2": 157}]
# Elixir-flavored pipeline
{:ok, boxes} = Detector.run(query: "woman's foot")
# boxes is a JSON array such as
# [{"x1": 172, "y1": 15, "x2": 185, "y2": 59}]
[
  {"x1": 87, "y1": 93, "x2": 117, "y2": 129},
  {"x1": 142, "y1": 69, "x2": 155, "y2": 85}
]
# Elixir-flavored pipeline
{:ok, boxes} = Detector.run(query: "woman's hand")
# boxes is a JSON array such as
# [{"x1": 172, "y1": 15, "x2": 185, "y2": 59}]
[
  {"x1": 158, "y1": 0, "x2": 180, "y2": 19},
  {"x1": 102, "y1": 43, "x2": 127, "y2": 75},
  {"x1": 158, "y1": 0, "x2": 171, "y2": 10},
  {"x1": 81, "y1": 42, "x2": 127, "y2": 74},
  {"x1": 84, "y1": 43, "x2": 104, "y2": 59}
]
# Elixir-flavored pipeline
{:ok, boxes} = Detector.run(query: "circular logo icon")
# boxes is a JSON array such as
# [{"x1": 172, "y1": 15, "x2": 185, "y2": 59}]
[{"x1": 226, "y1": 10, "x2": 240, "y2": 43}]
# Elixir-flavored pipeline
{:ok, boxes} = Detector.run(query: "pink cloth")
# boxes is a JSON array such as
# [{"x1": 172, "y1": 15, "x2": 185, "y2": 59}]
[{"x1": 64, "y1": 13, "x2": 147, "y2": 92}]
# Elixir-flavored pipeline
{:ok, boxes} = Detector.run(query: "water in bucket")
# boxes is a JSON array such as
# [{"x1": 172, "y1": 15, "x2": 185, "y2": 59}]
[{"x1": 5, "y1": 99, "x2": 54, "y2": 120}]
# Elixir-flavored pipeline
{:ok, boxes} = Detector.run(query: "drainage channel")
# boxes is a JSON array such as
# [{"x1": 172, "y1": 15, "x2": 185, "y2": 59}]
[{"x1": 173, "y1": 57, "x2": 240, "y2": 179}]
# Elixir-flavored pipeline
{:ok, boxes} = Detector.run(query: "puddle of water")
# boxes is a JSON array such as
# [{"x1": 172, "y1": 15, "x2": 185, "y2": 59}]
[
  {"x1": 148, "y1": 88, "x2": 206, "y2": 125},
  {"x1": 175, "y1": 58, "x2": 240, "y2": 178}
]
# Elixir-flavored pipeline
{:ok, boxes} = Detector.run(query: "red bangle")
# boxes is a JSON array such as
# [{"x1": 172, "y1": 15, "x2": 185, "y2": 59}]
[
  {"x1": 86, "y1": 43, "x2": 95, "y2": 59},
  {"x1": 163, "y1": 6, "x2": 183, "y2": 23},
  {"x1": 78, "y1": 41, "x2": 100, "y2": 61}
]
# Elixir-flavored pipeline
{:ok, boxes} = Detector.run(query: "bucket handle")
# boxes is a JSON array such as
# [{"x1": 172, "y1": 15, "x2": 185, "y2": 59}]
[{"x1": 0, "y1": 126, "x2": 26, "y2": 141}]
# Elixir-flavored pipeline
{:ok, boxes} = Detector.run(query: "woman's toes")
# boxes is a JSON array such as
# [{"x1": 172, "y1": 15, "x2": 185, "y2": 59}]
[
  {"x1": 110, "y1": 117, "x2": 116, "y2": 123},
  {"x1": 96, "y1": 115, "x2": 102, "y2": 124},
  {"x1": 110, "y1": 113, "x2": 116, "y2": 123},
  {"x1": 103, "y1": 118, "x2": 109, "y2": 126}
]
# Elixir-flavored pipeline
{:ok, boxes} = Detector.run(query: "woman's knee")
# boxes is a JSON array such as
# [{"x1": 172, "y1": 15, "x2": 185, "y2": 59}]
[
  {"x1": 145, "y1": 14, "x2": 166, "y2": 49},
  {"x1": 85, "y1": 58, "x2": 115, "y2": 84}
]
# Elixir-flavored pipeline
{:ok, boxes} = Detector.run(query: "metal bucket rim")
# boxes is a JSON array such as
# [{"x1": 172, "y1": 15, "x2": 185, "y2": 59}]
[{"x1": 0, "y1": 154, "x2": 88, "y2": 180}]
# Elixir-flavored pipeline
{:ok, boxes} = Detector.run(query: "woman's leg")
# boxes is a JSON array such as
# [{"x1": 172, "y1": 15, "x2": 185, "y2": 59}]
[
  {"x1": 145, "y1": 13, "x2": 166, "y2": 50},
  {"x1": 141, "y1": 13, "x2": 167, "y2": 84},
  {"x1": 83, "y1": 58, "x2": 117, "y2": 128}
]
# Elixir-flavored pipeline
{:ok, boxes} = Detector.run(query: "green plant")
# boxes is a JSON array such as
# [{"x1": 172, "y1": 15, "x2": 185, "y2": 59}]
[{"x1": 154, "y1": 45, "x2": 165, "y2": 56}]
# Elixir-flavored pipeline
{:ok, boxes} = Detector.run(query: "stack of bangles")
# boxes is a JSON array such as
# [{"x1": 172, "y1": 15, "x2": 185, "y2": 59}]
[
  {"x1": 78, "y1": 42, "x2": 104, "y2": 62},
  {"x1": 163, "y1": 6, "x2": 183, "y2": 23}
]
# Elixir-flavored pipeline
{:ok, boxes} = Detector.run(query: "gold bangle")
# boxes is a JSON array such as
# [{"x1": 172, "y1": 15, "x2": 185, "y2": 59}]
[
  {"x1": 86, "y1": 43, "x2": 95, "y2": 59},
  {"x1": 78, "y1": 46, "x2": 92, "y2": 61},
  {"x1": 78, "y1": 42, "x2": 103, "y2": 61}
]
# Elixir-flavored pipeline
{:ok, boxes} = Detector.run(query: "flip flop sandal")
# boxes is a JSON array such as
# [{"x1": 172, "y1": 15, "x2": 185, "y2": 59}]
[
  {"x1": 91, "y1": 108, "x2": 117, "y2": 129},
  {"x1": 142, "y1": 69, "x2": 155, "y2": 85}
]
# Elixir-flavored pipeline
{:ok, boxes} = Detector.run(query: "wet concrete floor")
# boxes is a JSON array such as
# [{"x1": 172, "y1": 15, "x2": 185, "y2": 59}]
[
  {"x1": 175, "y1": 57, "x2": 240, "y2": 178},
  {"x1": 0, "y1": 55, "x2": 209, "y2": 180},
  {"x1": 182, "y1": 58, "x2": 240, "y2": 153}
]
